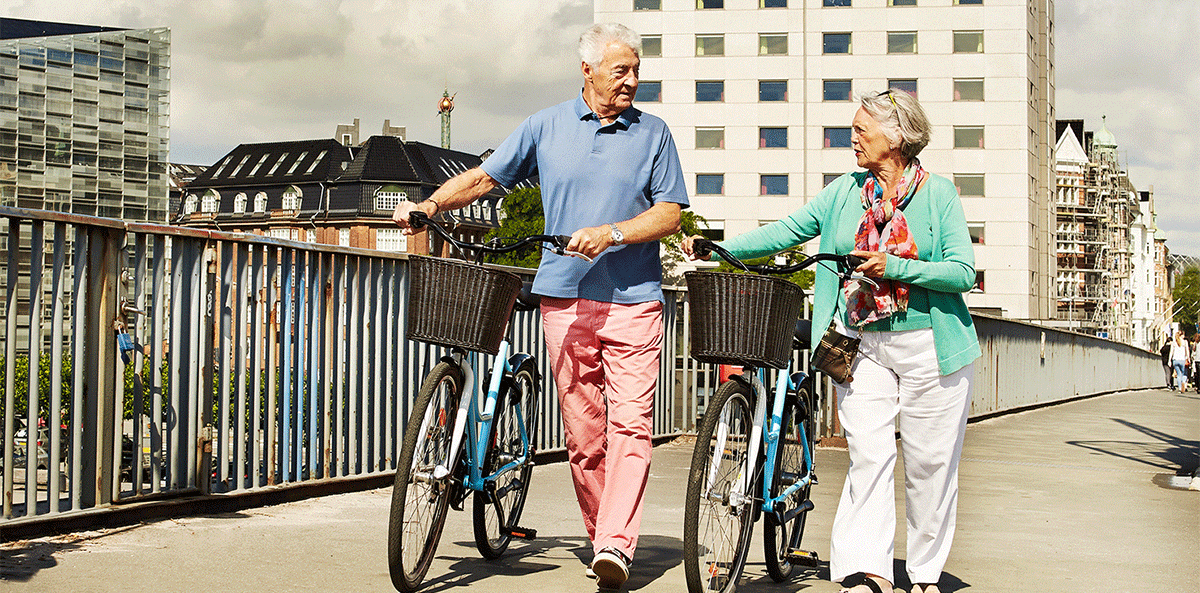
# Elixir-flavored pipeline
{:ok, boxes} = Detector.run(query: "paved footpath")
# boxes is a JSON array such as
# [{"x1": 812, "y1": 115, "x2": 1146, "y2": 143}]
[{"x1": 2, "y1": 389, "x2": 1197, "y2": 592}]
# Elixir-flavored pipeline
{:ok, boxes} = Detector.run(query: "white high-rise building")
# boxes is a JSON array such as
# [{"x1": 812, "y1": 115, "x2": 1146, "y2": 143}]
[{"x1": 597, "y1": 0, "x2": 1055, "y2": 320}]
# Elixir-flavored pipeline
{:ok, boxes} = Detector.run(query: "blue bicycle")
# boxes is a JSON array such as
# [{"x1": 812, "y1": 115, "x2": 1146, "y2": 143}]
[
  {"x1": 387, "y1": 212, "x2": 584, "y2": 592},
  {"x1": 682, "y1": 239, "x2": 866, "y2": 593}
]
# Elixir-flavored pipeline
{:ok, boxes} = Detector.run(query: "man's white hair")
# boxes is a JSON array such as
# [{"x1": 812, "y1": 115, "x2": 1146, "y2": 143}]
[{"x1": 579, "y1": 23, "x2": 641, "y2": 67}]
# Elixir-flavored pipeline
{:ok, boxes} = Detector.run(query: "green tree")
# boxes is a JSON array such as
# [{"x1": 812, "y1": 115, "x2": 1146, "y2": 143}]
[
  {"x1": 661, "y1": 210, "x2": 709, "y2": 286},
  {"x1": 484, "y1": 187, "x2": 545, "y2": 268},
  {"x1": 1172, "y1": 266, "x2": 1200, "y2": 339}
]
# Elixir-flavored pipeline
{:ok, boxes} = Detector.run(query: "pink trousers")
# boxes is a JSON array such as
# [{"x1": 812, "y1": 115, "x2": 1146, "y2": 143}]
[{"x1": 540, "y1": 297, "x2": 662, "y2": 560}]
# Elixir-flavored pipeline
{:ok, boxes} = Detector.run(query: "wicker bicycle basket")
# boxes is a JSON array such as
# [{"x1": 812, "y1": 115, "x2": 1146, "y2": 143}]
[
  {"x1": 405, "y1": 255, "x2": 523, "y2": 355},
  {"x1": 684, "y1": 271, "x2": 806, "y2": 369}
]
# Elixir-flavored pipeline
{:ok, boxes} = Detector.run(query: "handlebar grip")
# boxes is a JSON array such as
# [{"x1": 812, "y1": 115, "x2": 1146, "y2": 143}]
[
  {"x1": 694, "y1": 239, "x2": 715, "y2": 259},
  {"x1": 555, "y1": 235, "x2": 573, "y2": 248},
  {"x1": 845, "y1": 254, "x2": 866, "y2": 269},
  {"x1": 408, "y1": 210, "x2": 429, "y2": 229}
]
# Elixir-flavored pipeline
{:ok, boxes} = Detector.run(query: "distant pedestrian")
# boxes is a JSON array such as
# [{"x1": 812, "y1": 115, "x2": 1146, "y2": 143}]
[
  {"x1": 1169, "y1": 331, "x2": 1190, "y2": 393},
  {"x1": 1160, "y1": 339, "x2": 1173, "y2": 390},
  {"x1": 1192, "y1": 334, "x2": 1200, "y2": 391}
]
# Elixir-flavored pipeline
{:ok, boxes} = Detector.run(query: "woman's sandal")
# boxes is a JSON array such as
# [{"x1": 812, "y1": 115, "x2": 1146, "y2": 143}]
[{"x1": 839, "y1": 572, "x2": 890, "y2": 593}]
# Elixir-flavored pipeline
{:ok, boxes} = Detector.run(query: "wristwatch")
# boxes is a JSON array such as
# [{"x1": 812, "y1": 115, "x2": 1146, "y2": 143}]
[{"x1": 609, "y1": 223, "x2": 624, "y2": 245}]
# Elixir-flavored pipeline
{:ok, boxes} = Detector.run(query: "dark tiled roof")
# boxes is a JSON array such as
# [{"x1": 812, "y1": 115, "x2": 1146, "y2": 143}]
[
  {"x1": 336, "y1": 135, "x2": 418, "y2": 183},
  {"x1": 189, "y1": 139, "x2": 355, "y2": 189}
]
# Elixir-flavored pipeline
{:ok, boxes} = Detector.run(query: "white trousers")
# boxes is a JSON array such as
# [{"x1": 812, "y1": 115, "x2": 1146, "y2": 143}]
[{"x1": 828, "y1": 326, "x2": 973, "y2": 586}]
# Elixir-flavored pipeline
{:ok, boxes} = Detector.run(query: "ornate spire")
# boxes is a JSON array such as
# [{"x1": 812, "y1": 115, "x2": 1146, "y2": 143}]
[{"x1": 438, "y1": 88, "x2": 456, "y2": 149}]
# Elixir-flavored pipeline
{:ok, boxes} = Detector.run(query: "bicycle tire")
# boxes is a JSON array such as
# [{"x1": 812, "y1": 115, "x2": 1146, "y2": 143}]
[
  {"x1": 683, "y1": 379, "x2": 757, "y2": 593},
  {"x1": 763, "y1": 379, "x2": 815, "y2": 582},
  {"x1": 473, "y1": 358, "x2": 540, "y2": 559},
  {"x1": 388, "y1": 361, "x2": 464, "y2": 592}
]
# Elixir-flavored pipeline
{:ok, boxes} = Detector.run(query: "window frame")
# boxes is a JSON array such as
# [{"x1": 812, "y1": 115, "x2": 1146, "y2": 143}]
[
  {"x1": 633, "y1": 0, "x2": 661, "y2": 10},
  {"x1": 887, "y1": 79, "x2": 918, "y2": 98},
  {"x1": 953, "y1": 30, "x2": 984, "y2": 53},
  {"x1": 760, "y1": 174, "x2": 789, "y2": 196},
  {"x1": 823, "y1": 32, "x2": 852, "y2": 54},
  {"x1": 696, "y1": 174, "x2": 725, "y2": 195},
  {"x1": 642, "y1": 35, "x2": 662, "y2": 57},
  {"x1": 759, "y1": 127, "x2": 788, "y2": 149},
  {"x1": 758, "y1": 33, "x2": 788, "y2": 55},
  {"x1": 953, "y1": 78, "x2": 985, "y2": 101},
  {"x1": 824, "y1": 127, "x2": 852, "y2": 148},
  {"x1": 695, "y1": 34, "x2": 725, "y2": 56},
  {"x1": 695, "y1": 127, "x2": 725, "y2": 150},
  {"x1": 695, "y1": 80, "x2": 725, "y2": 102},
  {"x1": 887, "y1": 31, "x2": 918, "y2": 54},
  {"x1": 953, "y1": 127, "x2": 985, "y2": 149},
  {"x1": 823, "y1": 79, "x2": 853, "y2": 102},
  {"x1": 955, "y1": 174, "x2": 986, "y2": 196},
  {"x1": 758, "y1": 80, "x2": 788, "y2": 102},
  {"x1": 636, "y1": 80, "x2": 663, "y2": 103}
]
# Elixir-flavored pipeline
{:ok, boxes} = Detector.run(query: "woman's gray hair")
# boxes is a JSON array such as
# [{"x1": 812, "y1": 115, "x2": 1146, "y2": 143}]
[
  {"x1": 579, "y1": 23, "x2": 641, "y2": 67},
  {"x1": 859, "y1": 89, "x2": 932, "y2": 159}
]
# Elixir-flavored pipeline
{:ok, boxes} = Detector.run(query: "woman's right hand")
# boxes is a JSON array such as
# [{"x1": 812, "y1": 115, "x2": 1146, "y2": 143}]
[{"x1": 680, "y1": 235, "x2": 712, "y2": 261}]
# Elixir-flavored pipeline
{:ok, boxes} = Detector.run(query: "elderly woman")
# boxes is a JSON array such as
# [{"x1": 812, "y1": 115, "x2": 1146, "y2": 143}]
[{"x1": 683, "y1": 90, "x2": 981, "y2": 593}]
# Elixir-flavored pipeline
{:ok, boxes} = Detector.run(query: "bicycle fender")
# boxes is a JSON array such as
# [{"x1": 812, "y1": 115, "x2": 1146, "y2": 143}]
[{"x1": 507, "y1": 352, "x2": 538, "y2": 379}]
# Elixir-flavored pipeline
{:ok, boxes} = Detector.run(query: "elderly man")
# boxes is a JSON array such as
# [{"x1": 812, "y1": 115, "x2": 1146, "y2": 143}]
[{"x1": 394, "y1": 22, "x2": 688, "y2": 589}]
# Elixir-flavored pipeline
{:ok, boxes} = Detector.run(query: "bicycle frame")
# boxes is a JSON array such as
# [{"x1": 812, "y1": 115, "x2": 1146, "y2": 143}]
[
  {"x1": 709, "y1": 365, "x2": 814, "y2": 519},
  {"x1": 423, "y1": 340, "x2": 534, "y2": 493}
]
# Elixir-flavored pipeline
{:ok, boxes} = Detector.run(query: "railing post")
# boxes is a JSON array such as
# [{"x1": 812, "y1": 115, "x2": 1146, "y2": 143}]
[{"x1": 79, "y1": 226, "x2": 121, "y2": 508}]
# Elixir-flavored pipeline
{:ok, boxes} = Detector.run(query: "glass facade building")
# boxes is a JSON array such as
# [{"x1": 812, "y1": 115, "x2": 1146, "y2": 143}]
[{"x1": 0, "y1": 20, "x2": 170, "y2": 222}]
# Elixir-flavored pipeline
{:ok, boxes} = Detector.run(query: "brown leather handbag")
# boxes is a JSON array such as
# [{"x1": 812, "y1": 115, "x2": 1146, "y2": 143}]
[{"x1": 810, "y1": 321, "x2": 860, "y2": 383}]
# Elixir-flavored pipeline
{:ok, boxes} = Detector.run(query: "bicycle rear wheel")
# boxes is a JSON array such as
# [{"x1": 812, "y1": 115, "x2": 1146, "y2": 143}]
[
  {"x1": 388, "y1": 361, "x2": 464, "y2": 593},
  {"x1": 683, "y1": 379, "x2": 756, "y2": 593},
  {"x1": 763, "y1": 378, "x2": 815, "y2": 582},
  {"x1": 473, "y1": 359, "x2": 540, "y2": 559}
]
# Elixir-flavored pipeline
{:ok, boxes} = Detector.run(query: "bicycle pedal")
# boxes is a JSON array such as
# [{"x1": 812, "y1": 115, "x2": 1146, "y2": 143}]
[
  {"x1": 502, "y1": 526, "x2": 537, "y2": 540},
  {"x1": 785, "y1": 549, "x2": 820, "y2": 566}
]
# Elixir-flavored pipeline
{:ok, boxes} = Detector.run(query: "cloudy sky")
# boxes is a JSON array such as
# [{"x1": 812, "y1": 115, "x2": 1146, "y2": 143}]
[{"x1": 4, "y1": 0, "x2": 1197, "y2": 256}]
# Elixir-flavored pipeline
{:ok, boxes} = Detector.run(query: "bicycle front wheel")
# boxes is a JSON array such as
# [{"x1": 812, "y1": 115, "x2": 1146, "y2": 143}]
[
  {"x1": 683, "y1": 379, "x2": 756, "y2": 593},
  {"x1": 388, "y1": 361, "x2": 464, "y2": 593},
  {"x1": 473, "y1": 358, "x2": 540, "y2": 559},
  {"x1": 763, "y1": 378, "x2": 815, "y2": 582}
]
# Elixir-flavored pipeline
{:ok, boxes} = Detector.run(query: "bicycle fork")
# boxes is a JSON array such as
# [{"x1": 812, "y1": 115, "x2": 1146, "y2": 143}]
[{"x1": 706, "y1": 370, "x2": 769, "y2": 513}]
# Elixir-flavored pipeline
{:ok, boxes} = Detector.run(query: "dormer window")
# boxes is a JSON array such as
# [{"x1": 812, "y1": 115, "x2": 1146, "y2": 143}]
[
  {"x1": 201, "y1": 189, "x2": 219, "y2": 213},
  {"x1": 375, "y1": 187, "x2": 407, "y2": 211},
  {"x1": 234, "y1": 192, "x2": 247, "y2": 213},
  {"x1": 254, "y1": 192, "x2": 267, "y2": 213},
  {"x1": 281, "y1": 186, "x2": 301, "y2": 210},
  {"x1": 184, "y1": 194, "x2": 197, "y2": 214}
]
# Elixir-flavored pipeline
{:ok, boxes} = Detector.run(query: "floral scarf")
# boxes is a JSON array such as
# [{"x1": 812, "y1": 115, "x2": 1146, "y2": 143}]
[{"x1": 845, "y1": 158, "x2": 926, "y2": 327}]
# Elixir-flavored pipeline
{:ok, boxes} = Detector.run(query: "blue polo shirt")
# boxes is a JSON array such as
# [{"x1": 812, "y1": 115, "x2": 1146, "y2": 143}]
[{"x1": 481, "y1": 94, "x2": 690, "y2": 304}]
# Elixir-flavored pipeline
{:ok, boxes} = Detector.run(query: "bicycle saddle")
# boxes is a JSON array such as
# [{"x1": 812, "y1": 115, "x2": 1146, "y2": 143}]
[{"x1": 514, "y1": 281, "x2": 540, "y2": 312}]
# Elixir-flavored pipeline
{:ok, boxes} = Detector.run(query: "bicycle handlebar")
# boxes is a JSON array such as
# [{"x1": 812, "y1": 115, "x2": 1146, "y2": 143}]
[
  {"x1": 408, "y1": 210, "x2": 588, "y2": 262},
  {"x1": 693, "y1": 238, "x2": 871, "y2": 284}
]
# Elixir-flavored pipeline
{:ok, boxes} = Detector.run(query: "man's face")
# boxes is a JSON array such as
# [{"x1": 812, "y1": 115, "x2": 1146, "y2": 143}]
[{"x1": 583, "y1": 42, "x2": 640, "y2": 116}]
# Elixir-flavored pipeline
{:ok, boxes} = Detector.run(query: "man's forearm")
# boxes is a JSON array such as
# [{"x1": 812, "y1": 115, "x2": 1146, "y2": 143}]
[
  {"x1": 617, "y1": 202, "x2": 682, "y2": 244},
  {"x1": 427, "y1": 167, "x2": 498, "y2": 212}
]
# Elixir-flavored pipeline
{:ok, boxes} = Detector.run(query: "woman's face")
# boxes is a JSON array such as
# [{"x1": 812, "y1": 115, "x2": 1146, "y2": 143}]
[{"x1": 851, "y1": 107, "x2": 897, "y2": 171}]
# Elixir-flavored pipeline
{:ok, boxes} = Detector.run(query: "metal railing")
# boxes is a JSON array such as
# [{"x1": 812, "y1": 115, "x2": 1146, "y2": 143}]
[{"x1": 0, "y1": 205, "x2": 1161, "y2": 531}]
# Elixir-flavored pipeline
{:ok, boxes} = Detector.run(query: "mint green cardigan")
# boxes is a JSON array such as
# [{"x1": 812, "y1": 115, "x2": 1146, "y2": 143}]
[{"x1": 718, "y1": 171, "x2": 982, "y2": 375}]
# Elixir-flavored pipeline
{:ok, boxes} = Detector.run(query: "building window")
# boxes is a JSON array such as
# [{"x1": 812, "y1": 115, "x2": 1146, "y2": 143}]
[
  {"x1": 268, "y1": 228, "x2": 293, "y2": 241},
  {"x1": 759, "y1": 34, "x2": 788, "y2": 55},
  {"x1": 824, "y1": 127, "x2": 852, "y2": 148},
  {"x1": 759, "y1": 80, "x2": 788, "y2": 102},
  {"x1": 696, "y1": 127, "x2": 725, "y2": 149},
  {"x1": 234, "y1": 192, "x2": 247, "y2": 213},
  {"x1": 339, "y1": 228, "x2": 350, "y2": 247},
  {"x1": 699, "y1": 220, "x2": 725, "y2": 241},
  {"x1": 636, "y1": 81, "x2": 662, "y2": 102},
  {"x1": 888, "y1": 79, "x2": 918, "y2": 98},
  {"x1": 823, "y1": 174, "x2": 842, "y2": 187},
  {"x1": 201, "y1": 189, "x2": 219, "y2": 213},
  {"x1": 341, "y1": 133, "x2": 352, "y2": 146},
  {"x1": 955, "y1": 0, "x2": 982, "y2": 4},
  {"x1": 761, "y1": 175, "x2": 788, "y2": 196},
  {"x1": 955, "y1": 174, "x2": 985, "y2": 196},
  {"x1": 889, "y1": 0, "x2": 916, "y2": 5},
  {"x1": 375, "y1": 189, "x2": 407, "y2": 211},
  {"x1": 247, "y1": 154, "x2": 270, "y2": 177},
  {"x1": 696, "y1": 174, "x2": 725, "y2": 195},
  {"x1": 376, "y1": 228, "x2": 408, "y2": 252},
  {"x1": 696, "y1": 81, "x2": 725, "y2": 102},
  {"x1": 973, "y1": 271, "x2": 985, "y2": 292},
  {"x1": 761, "y1": 0, "x2": 787, "y2": 7},
  {"x1": 285, "y1": 151, "x2": 309, "y2": 176},
  {"x1": 954, "y1": 126, "x2": 985, "y2": 149},
  {"x1": 824, "y1": 0, "x2": 851, "y2": 6},
  {"x1": 954, "y1": 78, "x2": 985, "y2": 101},
  {"x1": 968, "y1": 223, "x2": 985, "y2": 245},
  {"x1": 634, "y1": 0, "x2": 660, "y2": 10},
  {"x1": 183, "y1": 194, "x2": 197, "y2": 215},
  {"x1": 759, "y1": 127, "x2": 788, "y2": 148},
  {"x1": 642, "y1": 35, "x2": 662, "y2": 57},
  {"x1": 888, "y1": 32, "x2": 917, "y2": 54},
  {"x1": 696, "y1": 35, "x2": 725, "y2": 56},
  {"x1": 254, "y1": 192, "x2": 267, "y2": 213},
  {"x1": 954, "y1": 30, "x2": 984, "y2": 53},
  {"x1": 823, "y1": 33, "x2": 851, "y2": 54},
  {"x1": 824, "y1": 79, "x2": 852, "y2": 101},
  {"x1": 698, "y1": 0, "x2": 723, "y2": 8},
  {"x1": 281, "y1": 186, "x2": 302, "y2": 209},
  {"x1": 266, "y1": 153, "x2": 289, "y2": 176}
]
